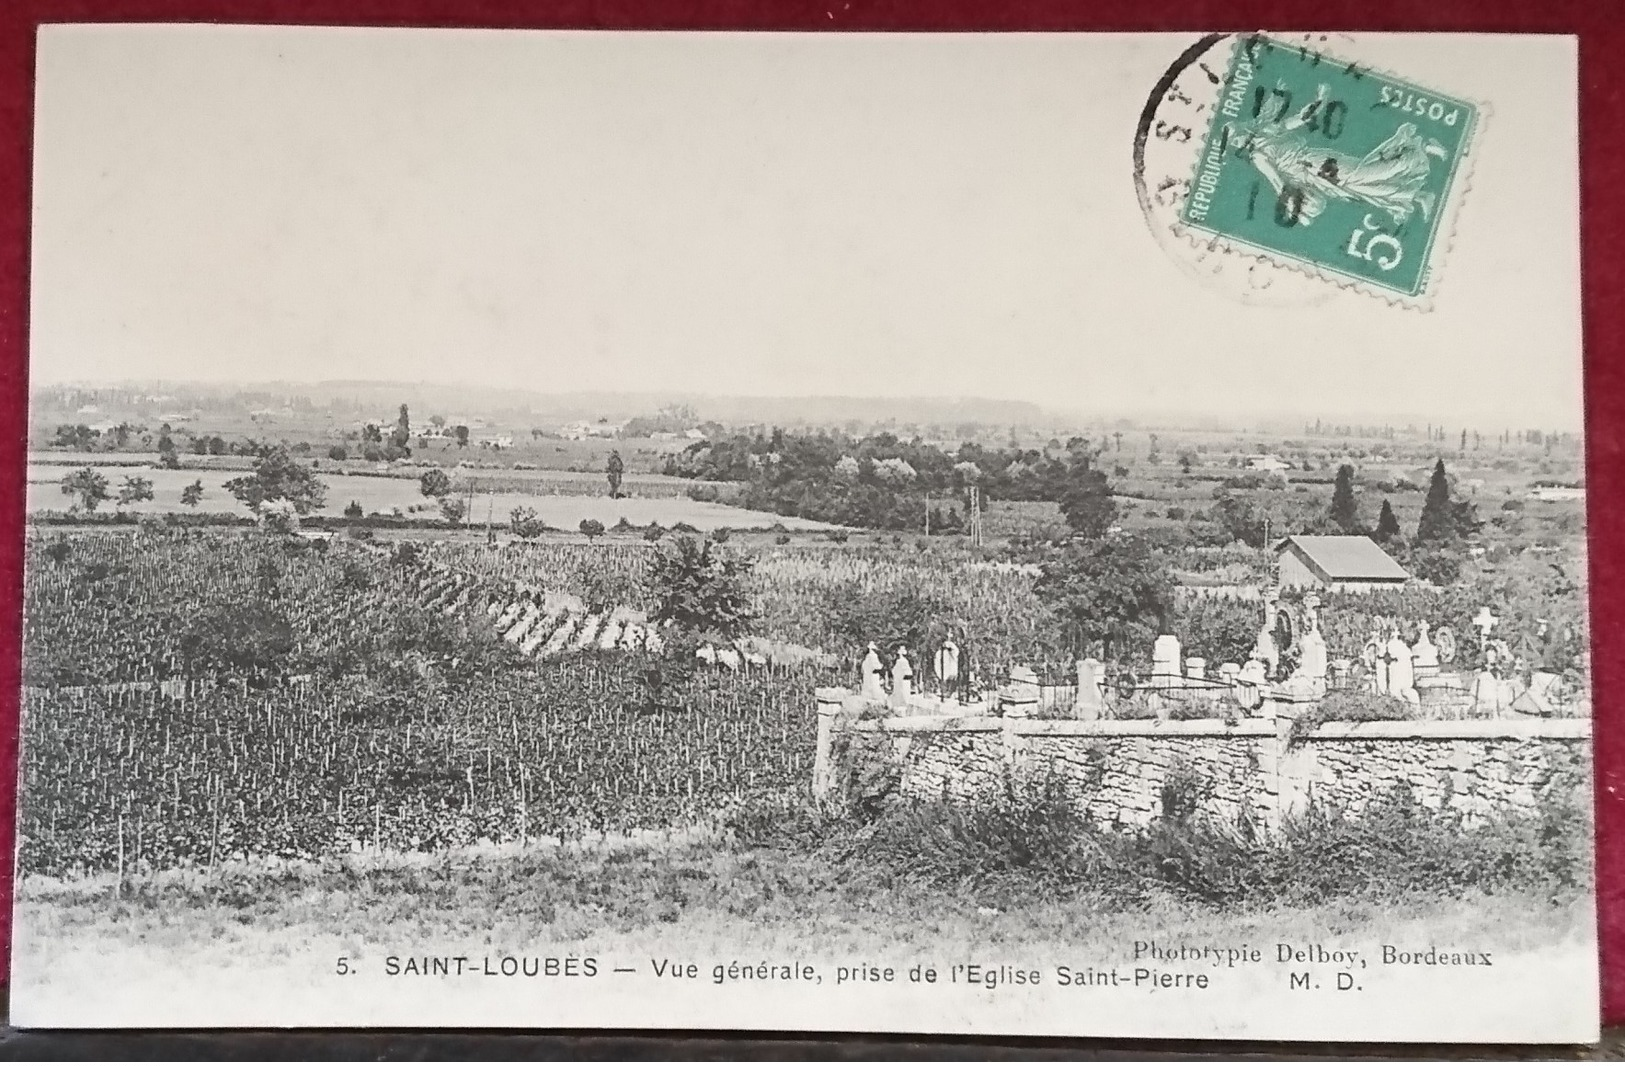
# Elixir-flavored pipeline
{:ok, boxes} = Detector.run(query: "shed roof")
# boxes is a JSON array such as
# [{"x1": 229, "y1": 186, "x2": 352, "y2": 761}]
[{"x1": 1273, "y1": 535, "x2": 1410, "y2": 581}]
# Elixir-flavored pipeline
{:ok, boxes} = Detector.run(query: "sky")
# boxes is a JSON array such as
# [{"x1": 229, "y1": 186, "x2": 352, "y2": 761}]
[{"x1": 28, "y1": 27, "x2": 1584, "y2": 428}]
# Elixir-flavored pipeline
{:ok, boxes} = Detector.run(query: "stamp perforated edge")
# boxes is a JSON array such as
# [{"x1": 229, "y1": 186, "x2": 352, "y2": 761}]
[{"x1": 1169, "y1": 32, "x2": 1490, "y2": 312}]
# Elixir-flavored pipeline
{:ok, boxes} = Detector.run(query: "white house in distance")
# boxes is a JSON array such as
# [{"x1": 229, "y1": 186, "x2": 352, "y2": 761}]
[
  {"x1": 1273, "y1": 535, "x2": 1411, "y2": 592},
  {"x1": 1244, "y1": 453, "x2": 1292, "y2": 473}
]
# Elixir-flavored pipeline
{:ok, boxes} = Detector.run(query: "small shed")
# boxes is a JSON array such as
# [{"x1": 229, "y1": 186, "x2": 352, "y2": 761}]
[{"x1": 1273, "y1": 535, "x2": 1410, "y2": 592}]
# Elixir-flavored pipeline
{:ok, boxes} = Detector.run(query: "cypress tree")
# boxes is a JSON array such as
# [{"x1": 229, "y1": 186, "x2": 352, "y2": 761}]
[
  {"x1": 1375, "y1": 499, "x2": 1400, "y2": 543},
  {"x1": 1330, "y1": 464, "x2": 1359, "y2": 532},
  {"x1": 1416, "y1": 459, "x2": 1455, "y2": 543}
]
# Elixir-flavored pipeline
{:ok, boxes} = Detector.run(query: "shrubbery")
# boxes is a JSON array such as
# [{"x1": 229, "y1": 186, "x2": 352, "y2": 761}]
[{"x1": 728, "y1": 770, "x2": 1591, "y2": 910}]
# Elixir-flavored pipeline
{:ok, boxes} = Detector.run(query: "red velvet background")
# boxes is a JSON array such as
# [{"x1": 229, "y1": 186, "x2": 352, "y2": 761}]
[{"x1": 0, "y1": 0, "x2": 1617, "y2": 1032}]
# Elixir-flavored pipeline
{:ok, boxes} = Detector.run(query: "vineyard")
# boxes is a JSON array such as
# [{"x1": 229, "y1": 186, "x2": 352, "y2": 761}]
[
  {"x1": 17, "y1": 661, "x2": 833, "y2": 877},
  {"x1": 19, "y1": 523, "x2": 1587, "y2": 879},
  {"x1": 17, "y1": 528, "x2": 846, "y2": 877}
]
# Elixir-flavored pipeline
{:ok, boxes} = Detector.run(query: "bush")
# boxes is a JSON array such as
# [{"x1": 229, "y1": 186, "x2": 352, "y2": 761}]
[
  {"x1": 1286, "y1": 690, "x2": 1412, "y2": 748},
  {"x1": 510, "y1": 506, "x2": 545, "y2": 539},
  {"x1": 775, "y1": 534, "x2": 791, "y2": 545},
  {"x1": 733, "y1": 767, "x2": 1591, "y2": 911},
  {"x1": 1409, "y1": 548, "x2": 1463, "y2": 586},
  {"x1": 419, "y1": 469, "x2": 452, "y2": 498}
]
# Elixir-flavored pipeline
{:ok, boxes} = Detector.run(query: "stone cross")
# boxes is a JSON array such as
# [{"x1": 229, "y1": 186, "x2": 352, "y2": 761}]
[{"x1": 1472, "y1": 606, "x2": 1499, "y2": 644}]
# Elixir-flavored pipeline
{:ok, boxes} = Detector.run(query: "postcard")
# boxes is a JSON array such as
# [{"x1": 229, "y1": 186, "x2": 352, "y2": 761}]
[{"x1": 10, "y1": 26, "x2": 1595, "y2": 1042}]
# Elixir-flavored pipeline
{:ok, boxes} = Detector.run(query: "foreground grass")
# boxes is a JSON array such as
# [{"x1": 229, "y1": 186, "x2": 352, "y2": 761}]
[{"x1": 17, "y1": 828, "x2": 1589, "y2": 968}]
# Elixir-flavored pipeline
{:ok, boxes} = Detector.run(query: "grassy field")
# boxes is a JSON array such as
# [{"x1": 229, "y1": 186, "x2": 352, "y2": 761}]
[
  {"x1": 27, "y1": 461, "x2": 834, "y2": 531},
  {"x1": 18, "y1": 833, "x2": 1587, "y2": 959}
]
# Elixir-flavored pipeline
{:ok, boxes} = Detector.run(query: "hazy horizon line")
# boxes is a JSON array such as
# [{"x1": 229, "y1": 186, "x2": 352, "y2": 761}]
[{"x1": 27, "y1": 375, "x2": 1586, "y2": 434}]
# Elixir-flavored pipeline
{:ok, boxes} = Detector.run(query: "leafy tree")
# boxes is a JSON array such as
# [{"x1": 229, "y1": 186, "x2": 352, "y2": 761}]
[
  {"x1": 439, "y1": 496, "x2": 467, "y2": 525},
  {"x1": 453, "y1": 425, "x2": 470, "y2": 448},
  {"x1": 328, "y1": 444, "x2": 348, "y2": 461},
  {"x1": 1209, "y1": 492, "x2": 1264, "y2": 548},
  {"x1": 510, "y1": 506, "x2": 545, "y2": 539},
  {"x1": 180, "y1": 479, "x2": 205, "y2": 508},
  {"x1": 59, "y1": 467, "x2": 109, "y2": 512},
  {"x1": 579, "y1": 518, "x2": 605, "y2": 541},
  {"x1": 1034, "y1": 536, "x2": 1174, "y2": 663},
  {"x1": 53, "y1": 424, "x2": 100, "y2": 450},
  {"x1": 157, "y1": 431, "x2": 179, "y2": 469},
  {"x1": 1056, "y1": 458, "x2": 1117, "y2": 539},
  {"x1": 645, "y1": 535, "x2": 755, "y2": 639},
  {"x1": 1375, "y1": 498, "x2": 1400, "y2": 543},
  {"x1": 419, "y1": 468, "x2": 452, "y2": 498},
  {"x1": 606, "y1": 450, "x2": 625, "y2": 498},
  {"x1": 1330, "y1": 463, "x2": 1359, "y2": 533},
  {"x1": 117, "y1": 475, "x2": 154, "y2": 506},
  {"x1": 223, "y1": 445, "x2": 328, "y2": 514},
  {"x1": 344, "y1": 500, "x2": 364, "y2": 519},
  {"x1": 179, "y1": 602, "x2": 295, "y2": 687},
  {"x1": 643, "y1": 522, "x2": 666, "y2": 542}
]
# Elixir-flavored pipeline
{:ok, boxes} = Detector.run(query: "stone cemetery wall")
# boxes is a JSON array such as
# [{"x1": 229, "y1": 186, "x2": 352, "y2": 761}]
[{"x1": 816, "y1": 707, "x2": 1591, "y2": 829}]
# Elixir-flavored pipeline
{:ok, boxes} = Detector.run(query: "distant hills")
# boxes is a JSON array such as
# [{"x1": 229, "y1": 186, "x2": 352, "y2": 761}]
[{"x1": 33, "y1": 380, "x2": 1058, "y2": 433}]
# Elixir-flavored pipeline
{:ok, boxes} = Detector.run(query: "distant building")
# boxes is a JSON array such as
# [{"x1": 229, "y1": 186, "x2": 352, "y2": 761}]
[
  {"x1": 1529, "y1": 485, "x2": 1585, "y2": 502},
  {"x1": 560, "y1": 420, "x2": 623, "y2": 440},
  {"x1": 1244, "y1": 454, "x2": 1292, "y2": 473},
  {"x1": 1274, "y1": 535, "x2": 1410, "y2": 592}
]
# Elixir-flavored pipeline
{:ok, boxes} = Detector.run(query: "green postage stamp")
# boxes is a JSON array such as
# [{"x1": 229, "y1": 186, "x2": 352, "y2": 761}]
[{"x1": 1182, "y1": 34, "x2": 1479, "y2": 300}]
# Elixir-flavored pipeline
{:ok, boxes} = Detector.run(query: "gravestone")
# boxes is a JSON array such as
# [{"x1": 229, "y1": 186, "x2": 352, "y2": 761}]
[
  {"x1": 859, "y1": 642, "x2": 885, "y2": 701},
  {"x1": 1072, "y1": 658, "x2": 1105, "y2": 720},
  {"x1": 890, "y1": 648, "x2": 914, "y2": 709},
  {"x1": 1412, "y1": 620, "x2": 1440, "y2": 680},
  {"x1": 1152, "y1": 635, "x2": 1183, "y2": 688},
  {"x1": 1387, "y1": 632, "x2": 1419, "y2": 708}
]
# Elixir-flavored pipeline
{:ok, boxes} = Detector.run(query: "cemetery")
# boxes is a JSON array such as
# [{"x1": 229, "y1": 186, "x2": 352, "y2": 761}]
[{"x1": 811, "y1": 588, "x2": 1591, "y2": 829}]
